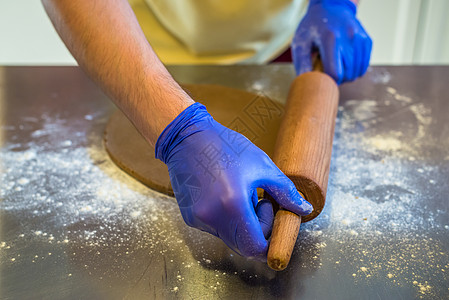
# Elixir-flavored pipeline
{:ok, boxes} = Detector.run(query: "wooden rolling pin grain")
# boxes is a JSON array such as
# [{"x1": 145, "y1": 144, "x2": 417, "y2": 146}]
[{"x1": 267, "y1": 67, "x2": 339, "y2": 271}]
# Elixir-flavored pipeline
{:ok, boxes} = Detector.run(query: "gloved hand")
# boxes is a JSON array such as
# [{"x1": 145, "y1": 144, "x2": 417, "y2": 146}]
[
  {"x1": 156, "y1": 103, "x2": 313, "y2": 260},
  {"x1": 292, "y1": 0, "x2": 372, "y2": 84}
]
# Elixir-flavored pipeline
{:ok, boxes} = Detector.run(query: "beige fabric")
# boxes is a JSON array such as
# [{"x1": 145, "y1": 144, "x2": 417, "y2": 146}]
[{"x1": 129, "y1": 0, "x2": 306, "y2": 64}]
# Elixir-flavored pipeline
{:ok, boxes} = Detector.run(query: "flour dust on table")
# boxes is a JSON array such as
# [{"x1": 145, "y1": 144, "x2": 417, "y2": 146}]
[{"x1": 0, "y1": 83, "x2": 448, "y2": 298}]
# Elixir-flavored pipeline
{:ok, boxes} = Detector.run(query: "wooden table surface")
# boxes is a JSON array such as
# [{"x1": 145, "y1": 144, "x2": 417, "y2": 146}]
[{"x1": 0, "y1": 65, "x2": 448, "y2": 299}]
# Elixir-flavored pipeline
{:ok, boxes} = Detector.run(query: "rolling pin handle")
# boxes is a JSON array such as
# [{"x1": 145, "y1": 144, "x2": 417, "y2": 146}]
[{"x1": 266, "y1": 62, "x2": 339, "y2": 271}]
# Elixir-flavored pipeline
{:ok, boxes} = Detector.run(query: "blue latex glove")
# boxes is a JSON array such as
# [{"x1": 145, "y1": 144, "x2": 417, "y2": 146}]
[
  {"x1": 156, "y1": 103, "x2": 313, "y2": 260},
  {"x1": 292, "y1": 0, "x2": 372, "y2": 84}
]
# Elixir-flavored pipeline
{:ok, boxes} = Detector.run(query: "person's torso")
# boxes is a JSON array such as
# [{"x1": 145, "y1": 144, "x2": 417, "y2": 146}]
[{"x1": 130, "y1": 0, "x2": 306, "y2": 64}]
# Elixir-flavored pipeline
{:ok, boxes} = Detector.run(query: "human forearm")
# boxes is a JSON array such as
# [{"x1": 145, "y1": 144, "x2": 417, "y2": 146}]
[{"x1": 42, "y1": 0, "x2": 194, "y2": 146}]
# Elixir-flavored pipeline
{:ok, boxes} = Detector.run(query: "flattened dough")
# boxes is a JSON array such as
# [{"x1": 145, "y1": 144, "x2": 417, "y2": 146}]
[{"x1": 104, "y1": 84, "x2": 284, "y2": 196}]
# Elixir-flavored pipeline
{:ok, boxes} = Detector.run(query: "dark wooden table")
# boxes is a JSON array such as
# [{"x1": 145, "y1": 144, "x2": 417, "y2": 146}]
[{"x1": 0, "y1": 65, "x2": 448, "y2": 299}]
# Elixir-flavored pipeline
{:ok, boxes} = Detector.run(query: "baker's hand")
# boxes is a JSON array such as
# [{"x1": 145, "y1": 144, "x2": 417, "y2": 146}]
[
  {"x1": 292, "y1": 0, "x2": 372, "y2": 84},
  {"x1": 155, "y1": 103, "x2": 313, "y2": 260}
]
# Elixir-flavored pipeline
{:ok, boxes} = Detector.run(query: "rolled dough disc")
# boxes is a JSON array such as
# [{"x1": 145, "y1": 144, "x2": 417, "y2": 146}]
[{"x1": 104, "y1": 84, "x2": 284, "y2": 196}]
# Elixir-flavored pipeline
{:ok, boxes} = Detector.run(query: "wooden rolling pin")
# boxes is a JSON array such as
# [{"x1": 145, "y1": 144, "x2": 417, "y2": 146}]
[{"x1": 267, "y1": 62, "x2": 339, "y2": 271}]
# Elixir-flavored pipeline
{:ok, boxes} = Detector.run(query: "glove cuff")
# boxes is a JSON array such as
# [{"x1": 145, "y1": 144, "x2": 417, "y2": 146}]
[
  {"x1": 155, "y1": 102, "x2": 209, "y2": 164},
  {"x1": 309, "y1": 0, "x2": 357, "y2": 15}
]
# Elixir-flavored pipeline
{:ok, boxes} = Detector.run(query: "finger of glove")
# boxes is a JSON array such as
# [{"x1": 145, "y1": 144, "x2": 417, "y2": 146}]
[
  {"x1": 259, "y1": 171, "x2": 313, "y2": 216},
  {"x1": 292, "y1": 36, "x2": 313, "y2": 75},
  {"x1": 352, "y1": 36, "x2": 363, "y2": 81},
  {"x1": 255, "y1": 199, "x2": 274, "y2": 239},
  {"x1": 319, "y1": 34, "x2": 344, "y2": 84},
  {"x1": 353, "y1": 19, "x2": 372, "y2": 76},
  {"x1": 341, "y1": 45, "x2": 355, "y2": 83},
  {"x1": 234, "y1": 206, "x2": 269, "y2": 261},
  {"x1": 361, "y1": 34, "x2": 373, "y2": 75}
]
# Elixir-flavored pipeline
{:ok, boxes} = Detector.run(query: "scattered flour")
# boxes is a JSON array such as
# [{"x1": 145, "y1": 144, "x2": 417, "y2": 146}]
[
  {"x1": 369, "y1": 68, "x2": 392, "y2": 84},
  {"x1": 0, "y1": 145, "x2": 164, "y2": 224},
  {"x1": 0, "y1": 113, "x2": 183, "y2": 264},
  {"x1": 0, "y1": 83, "x2": 448, "y2": 298},
  {"x1": 297, "y1": 85, "x2": 448, "y2": 298},
  {"x1": 0, "y1": 113, "x2": 229, "y2": 295}
]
